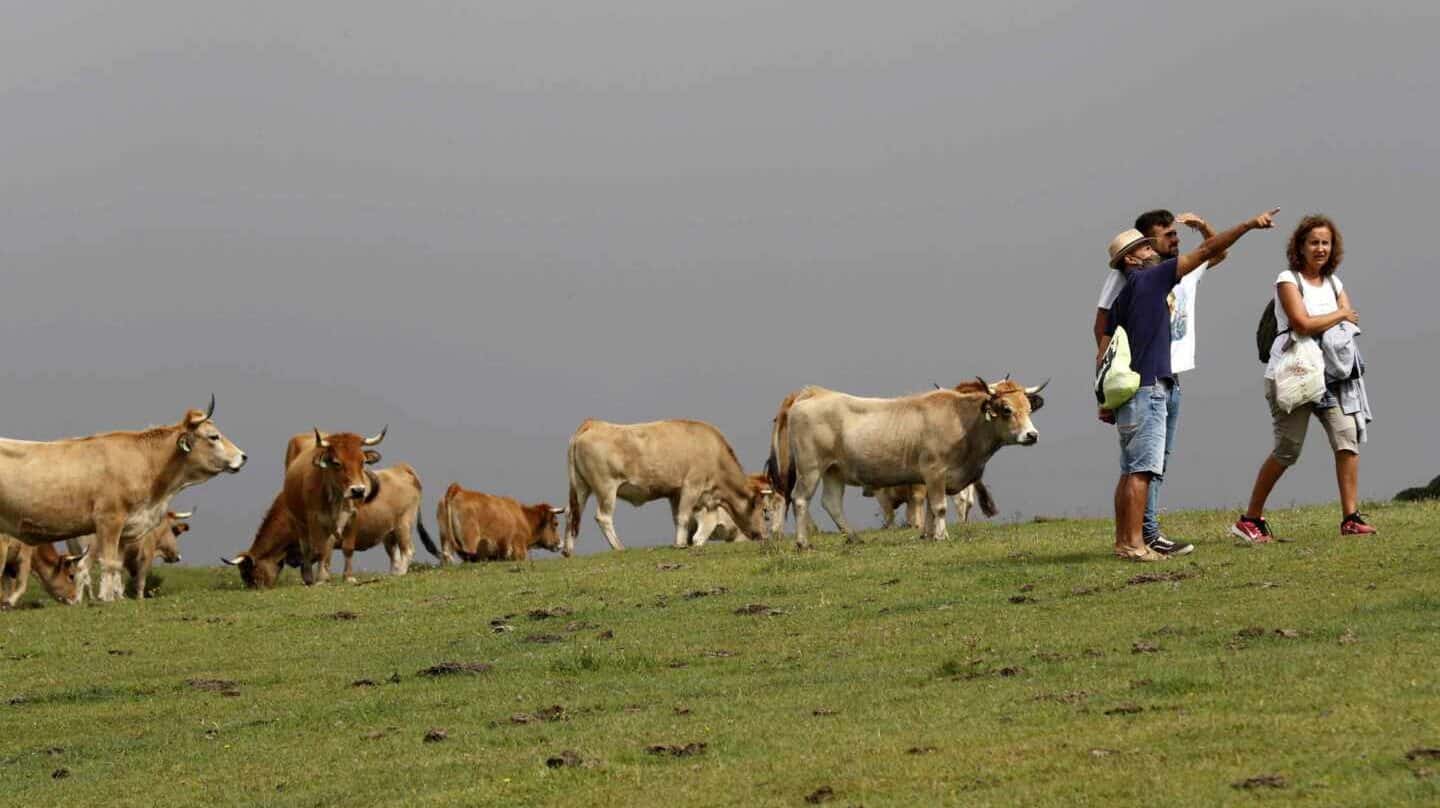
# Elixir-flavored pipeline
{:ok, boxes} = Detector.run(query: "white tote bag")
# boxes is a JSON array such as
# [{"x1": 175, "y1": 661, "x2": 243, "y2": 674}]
[{"x1": 1272, "y1": 335, "x2": 1326, "y2": 413}]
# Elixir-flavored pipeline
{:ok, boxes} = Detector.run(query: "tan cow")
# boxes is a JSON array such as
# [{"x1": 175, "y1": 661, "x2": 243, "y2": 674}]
[
  {"x1": 565, "y1": 419, "x2": 770, "y2": 555},
  {"x1": 688, "y1": 473, "x2": 782, "y2": 544},
  {"x1": 863, "y1": 482, "x2": 996, "y2": 529},
  {"x1": 0, "y1": 397, "x2": 246, "y2": 601},
  {"x1": 227, "y1": 464, "x2": 427, "y2": 588},
  {"x1": 1, "y1": 536, "x2": 86, "y2": 608},
  {"x1": 435, "y1": 483, "x2": 565, "y2": 562},
  {"x1": 282, "y1": 428, "x2": 386, "y2": 585},
  {"x1": 770, "y1": 377, "x2": 1045, "y2": 548}
]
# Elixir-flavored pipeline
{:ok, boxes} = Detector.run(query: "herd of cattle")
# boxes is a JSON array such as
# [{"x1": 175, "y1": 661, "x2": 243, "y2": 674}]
[{"x1": 0, "y1": 377, "x2": 1045, "y2": 608}]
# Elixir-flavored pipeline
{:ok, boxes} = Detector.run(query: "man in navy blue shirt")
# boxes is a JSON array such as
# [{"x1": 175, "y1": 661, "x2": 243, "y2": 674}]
[{"x1": 1101, "y1": 208, "x2": 1279, "y2": 561}]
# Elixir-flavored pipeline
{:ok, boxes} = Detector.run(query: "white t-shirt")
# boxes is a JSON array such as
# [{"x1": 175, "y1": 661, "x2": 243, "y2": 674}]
[
  {"x1": 1264, "y1": 271, "x2": 1346, "y2": 380},
  {"x1": 1096, "y1": 262, "x2": 1207, "y2": 374}
]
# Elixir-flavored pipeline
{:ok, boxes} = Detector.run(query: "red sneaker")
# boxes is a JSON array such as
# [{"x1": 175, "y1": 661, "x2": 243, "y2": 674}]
[
  {"x1": 1340, "y1": 513, "x2": 1377, "y2": 536},
  {"x1": 1230, "y1": 516, "x2": 1274, "y2": 544}
]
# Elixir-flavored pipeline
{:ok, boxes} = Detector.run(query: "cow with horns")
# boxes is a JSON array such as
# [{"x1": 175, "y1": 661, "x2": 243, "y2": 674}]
[{"x1": 281, "y1": 427, "x2": 386, "y2": 584}]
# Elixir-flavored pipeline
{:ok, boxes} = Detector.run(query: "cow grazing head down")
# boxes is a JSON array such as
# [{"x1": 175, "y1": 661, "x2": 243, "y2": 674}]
[
  {"x1": 531, "y1": 504, "x2": 567, "y2": 553},
  {"x1": 177, "y1": 395, "x2": 248, "y2": 476},
  {"x1": 312, "y1": 427, "x2": 385, "y2": 501},
  {"x1": 157, "y1": 510, "x2": 192, "y2": 564},
  {"x1": 971, "y1": 376, "x2": 1048, "y2": 446},
  {"x1": 36, "y1": 545, "x2": 88, "y2": 606}
]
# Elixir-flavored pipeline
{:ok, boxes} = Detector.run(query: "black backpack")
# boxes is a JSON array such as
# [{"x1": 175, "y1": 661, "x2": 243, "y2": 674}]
[{"x1": 1256, "y1": 271, "x2": 1338, "y2": 362}]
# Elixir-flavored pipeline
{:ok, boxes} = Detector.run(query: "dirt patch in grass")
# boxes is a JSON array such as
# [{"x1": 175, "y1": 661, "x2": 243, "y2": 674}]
[
  {"x1": 804, "y1": 785, "x2": 835, "y2": 803},
  {"x1": 423, "y1": 728, "x2": 447, "y2": 743},
  {"x1": 1232, "y1": 774, "x2": 1286, "y2": 789},
  {"x1": 1127, "y1": 570, "x2": 1194, "y2": 585},
  {"x1": 1033, "y1": 690, "x2": 1090, "y2": 704},
  {"x1": 528, "y1": 606, "x2": 572, "y2": 620},
  {"x1": 511, "y1": 705, "x2": 567, "y2": 724},
  {"x1": 656, "y1": 563, "x2": 684, "y2": 571},
  {"x1": 1104, "y1": 703, "x2": 1144, "y2": 716},
  {"x1": 524, "y1": 634, "x2": 564, "y2": 644},
  {"x1": 1008, "y1": 595, "x2": 1036, "y2": 604},
  {"x1": 646, "y1": 742, "x2": 707, "y2": 757},
  {"x1": 186, "y1": 678, "x2": 240, "y2": 696},
  {"x1": 684, "y1": 586, "x2": 728, "y2": 599},
  {"x1": 417, "y1": 662, "x2": 492, "y2": 677},
  {"x1": 546, "y1": 749, "x2": 602, "y2": 769},
  {"x1": 734, "y1": 604, "x2": 785, "y2": 616},
  {"x1": 329, "y1": 611, "x2": 360, "y2": 621},
  {"x1": 1132, "y1": 642, "x2": 1160, "y2": 654},
  {"x1": 1406, "y1": 748, "x2": 1440, "y2": 761},
  {"x1": 907, "y1": 745, "x2": 938, "y2": 755}
]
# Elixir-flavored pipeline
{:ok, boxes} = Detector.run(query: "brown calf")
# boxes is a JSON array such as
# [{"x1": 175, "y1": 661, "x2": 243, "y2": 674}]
[{"x1": 436, "y1": 483, "x2": 565, "y2": 563}]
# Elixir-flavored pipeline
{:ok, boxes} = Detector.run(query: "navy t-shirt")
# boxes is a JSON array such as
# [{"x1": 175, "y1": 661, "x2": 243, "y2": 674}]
[{"x1": 1106, "y1": 258, "x2": 1180, "y2": 386}]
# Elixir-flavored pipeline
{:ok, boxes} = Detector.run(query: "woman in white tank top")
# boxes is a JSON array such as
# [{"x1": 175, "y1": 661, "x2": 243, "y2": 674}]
[{"x1": 1231, "y1": 215, "x2": 1374, "y2": 542}]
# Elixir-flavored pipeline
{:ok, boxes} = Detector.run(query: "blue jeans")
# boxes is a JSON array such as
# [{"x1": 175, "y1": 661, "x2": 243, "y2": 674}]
[{"x1": 1143, "y1": 379, "x2": 1180, "y2": 539}]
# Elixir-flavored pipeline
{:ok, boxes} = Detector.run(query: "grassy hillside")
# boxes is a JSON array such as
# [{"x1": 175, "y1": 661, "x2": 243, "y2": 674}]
[{"x1": 3, "y1": 500, "x2": 1438, "y2": 807}]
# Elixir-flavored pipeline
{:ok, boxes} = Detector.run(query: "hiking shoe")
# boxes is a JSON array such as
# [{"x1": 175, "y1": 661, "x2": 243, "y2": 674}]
[
  {"x1": 1340, "y1": 513, "x2": 1377, "y2": 536},
  {"x1": 1230, "y1": 516, "x2": 1274, "y2": 544},
  {"x1": 1145, "y1": 534, "x2": 1195, "y2": 557}
]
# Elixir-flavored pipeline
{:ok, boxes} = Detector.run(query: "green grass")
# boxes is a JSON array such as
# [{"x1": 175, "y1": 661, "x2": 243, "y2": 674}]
[{"x1": 3, "y1": 500, "x2": 1438, "y2": 806}]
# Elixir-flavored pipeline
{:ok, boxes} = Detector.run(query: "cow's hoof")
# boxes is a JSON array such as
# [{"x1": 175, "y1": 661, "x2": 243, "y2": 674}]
[
  {"x1": 794, "y1": 541, "x2": 812, "y2": 552},
  {"x1": 344, "y1": 576, "x2": 358, "y2": 585}
]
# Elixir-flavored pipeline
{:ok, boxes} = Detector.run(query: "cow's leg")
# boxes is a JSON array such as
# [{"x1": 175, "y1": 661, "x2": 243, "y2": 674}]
[
  {"x1": 396, "y1": 515, "x2": 416, "y2": 575},
  {"x1": 93, "y1": 514, "x2": 127, "y2": 602},
  {"x1": 566, "y1": 479, "x2": 592, "y2": 557},
  {"x1": 671, "y1": 490, "x2": 699, "y2": 549},
  {"x1": 1, "y1": 556, "x2": 25, "y2": 608},
  {"x1": 819, "y1": 471, "x2": 860, "y2": 544},
  {"x1": 339, "y1": 524, "x2": 359, "y2": 584},
  {"x1": 924, "y1": 478, "x2": 950, "y2": 541},
  {"x1": 691, "y1": 508, "x2": 721, "y2": 547},
  {"x1": 956, "y1": 486, "x2": 973, "y2": 524},
  {"x1": 66, "y1": 538, "x2": 91, "y2": 602},
  {"x1": 792, "y1": 467, "x2": 822, "y2": 551},
  {"x1": 594, "y1": 487, "x2": 625, "y2": 551},
  {"x1": 877, "y1": 495, "x2": 896, "y2": 529}
]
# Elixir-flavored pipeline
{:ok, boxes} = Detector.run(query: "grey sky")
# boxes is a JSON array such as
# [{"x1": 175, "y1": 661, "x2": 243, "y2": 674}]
[{"x1": 3, "y1": 2, "x2": 1436, "y2": 569}]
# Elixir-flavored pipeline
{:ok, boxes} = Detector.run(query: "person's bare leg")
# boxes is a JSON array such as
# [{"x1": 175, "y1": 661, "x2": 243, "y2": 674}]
[
  {"x1": 1245, "y1": 456, "x2": 1289, "y2": 519},
  {"x1": 1335, "y1": 450, "x2": 1359, "y2": 517},
  {"x1": 1115, "y1": 473, "x2": 1150, "y2": 555}
]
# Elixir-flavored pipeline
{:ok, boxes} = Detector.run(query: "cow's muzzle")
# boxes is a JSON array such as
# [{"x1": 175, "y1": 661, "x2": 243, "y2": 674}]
[
  {"x1": 1020, "y1": 431, "x2": 1039, "y2": 445},
  {"x1": 228, "y1": 453, "x2": 248, "y2": 472},
  {"x1": 347, "y1": 484, "x2": 368, "y2": 500}
]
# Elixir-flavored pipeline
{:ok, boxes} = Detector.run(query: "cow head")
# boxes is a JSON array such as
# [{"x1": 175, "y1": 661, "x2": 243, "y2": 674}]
[
  {"x1": 34, "y1": 544, "x2": 87, "y2": 606},
  {"x1": 223, "y1": 551, "x2": 281, "y2": 589},
  {"x1": 311, "y1": 427, "x2": 385, "y2": 501},
  {"x1": 177, "y1": 395, "x2": 247, "y2": 475},
  {"x1": 530, "y1": 504, "x2": 568, "y2": 553},
  {"x1": 973, "y1": 376, "x2": 1046, "y2": 446},
  {"x1": 157, "y1": 510, "x2": 192, "y2": 563},
  {"x1": 736, "y1": 480, "x2": 773, "y2": 541}
]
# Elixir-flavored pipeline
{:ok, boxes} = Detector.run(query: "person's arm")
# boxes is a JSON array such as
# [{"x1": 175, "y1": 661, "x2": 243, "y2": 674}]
[
  {"x1": 1093, "y1": 308, "x2": 1109, "y2": 348},
  {"x1": 1176, "y1": 208, "x2": 1279, "y2": 279},
  {"x1": 1176, "y1": 212, "x2": 1226, "y2": 268},
  {"x1": 1280, "y1": 282, "x2": 1358, "y2": 336}
]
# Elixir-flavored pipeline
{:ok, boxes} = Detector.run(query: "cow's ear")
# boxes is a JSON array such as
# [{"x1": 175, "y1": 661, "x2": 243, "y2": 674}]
[
  {"x1": 363, "y1": 450, "x2": 382, "y2": 465},
  {"x1": 1027, "y1": 393, "x2": 1045, "y2": 411},
  {"x1": 314, "y1": 452, "x2": 330, "y2": 469},
  {"x1": 177, "y1": 434, "x2": 193, "y2": 453}
]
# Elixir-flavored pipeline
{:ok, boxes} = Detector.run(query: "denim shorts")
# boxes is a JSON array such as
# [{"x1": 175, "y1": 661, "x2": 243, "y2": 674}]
[{"x1": 1116, "y1": 381, "x2": 1171, "y2": 476}]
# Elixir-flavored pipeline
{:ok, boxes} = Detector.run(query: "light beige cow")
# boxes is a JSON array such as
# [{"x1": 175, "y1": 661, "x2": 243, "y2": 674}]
[
  {"x1": 864, "y1": 482, "x2": 995, "y2": 529},
  {"x1": 770, "y1": 378, "x2": 1045, "y2": 548},
  {"x1": 565, "y1": 419, "x2": 770, "y2": 555},
  {"x1": 0, "y1": 397, "x2": 246, "y2": 601}
]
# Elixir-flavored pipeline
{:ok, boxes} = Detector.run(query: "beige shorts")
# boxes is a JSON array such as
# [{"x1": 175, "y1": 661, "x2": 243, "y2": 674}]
[{"x1": 1265, "y1": 379, "x2": 1359, "y2": 466}]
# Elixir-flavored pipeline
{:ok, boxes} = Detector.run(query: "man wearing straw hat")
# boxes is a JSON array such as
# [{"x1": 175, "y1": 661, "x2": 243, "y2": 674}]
[
  {"x1": 1100, "y1": 208, "x2": 1279, "y2": 561},
  {"x1": 1093, "y1": 210, "x2": 1226, "y2": 557}
]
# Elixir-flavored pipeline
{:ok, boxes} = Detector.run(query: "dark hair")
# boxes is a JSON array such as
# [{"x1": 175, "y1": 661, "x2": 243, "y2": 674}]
[
  {"x1": 1133, "y1": 209, "x2": 1174, "y2": 234},
  {"x1": 1287, "y1": 214, "x2": 1343, "y2": 276}
]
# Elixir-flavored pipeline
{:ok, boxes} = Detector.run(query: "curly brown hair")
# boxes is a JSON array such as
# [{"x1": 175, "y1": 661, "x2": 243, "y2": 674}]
[{"x1": 1286, "y1": 214, "x2": 1343, "y2": 276}]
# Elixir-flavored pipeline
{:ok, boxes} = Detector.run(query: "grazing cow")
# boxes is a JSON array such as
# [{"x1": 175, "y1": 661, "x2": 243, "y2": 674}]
[
  {"x1": 565, "y1": 419, "x2": 770, "y2": 555},
  {"x1": 226, "y1": 464, "x2": 428, "y2": 588},
  {"x1": 689, "y1": 473, "x2": 783, "y2": 545},
  {"x1": 282, "y1": 428, "x2": 386, "y2": 585},
  {"x1": 863, "y1": 482, "x2": 996, "y2": 529},
  {"x1": 0, "y1": 397, "x2": 246, "y2": 601},
  {"x1": 1, "y1": 536, "x2": 86, "y2": 608},
  {"x1": 435, "y1": 483, "x2": 565, "y2": 562},
  {"x1": 769, "y1": 377, "x2": 1046, "y2": 548}
]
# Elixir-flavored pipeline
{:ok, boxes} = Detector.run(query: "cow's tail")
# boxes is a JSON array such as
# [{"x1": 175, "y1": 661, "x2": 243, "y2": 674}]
[
  {"x1": 566, "y1": 423, "x2": 592, "y2": 543},
  {"x1": 974, "y1": 479, "x2": 998, "y2": 518},
  {"x1": 442, "y1": 482, "x2": 464, "y2": 561},
  {"x1": 766, "y1": 391, "x2": 798, "y2": 506},
  {"x1": 415, "y1": 516, "x2": 440, "y2": 560}
]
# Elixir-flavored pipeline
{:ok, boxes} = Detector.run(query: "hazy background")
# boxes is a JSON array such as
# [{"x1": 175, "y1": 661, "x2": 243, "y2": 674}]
[{"x1": 3, "y1": 1, "x2": 1436, "y2": 570}]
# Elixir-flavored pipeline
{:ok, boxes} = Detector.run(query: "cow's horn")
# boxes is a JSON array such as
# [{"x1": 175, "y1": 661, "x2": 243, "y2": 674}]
[
  {"x1": 221, "y1": 554, "x2": 247, "y2": 566},
  {"x1": 550, "y1": 506, "x2": 567, "y2": 515},
  {"x1": 204, "y1": 394, "x2": 215, "y2": 421},
  {"x1": 974, "y1": 375, "x2": 993, "y2": 393},
  {"x1": 170, "y1": 509, "x2": 195, "y2": 520},
  {"x1": 313, "y1": 428, "x2": 329, "y2": 448},
  {"x1": 1025, "y1": 378, "x2": 1051, "y2": 395},
  {"x1": 363, "y1": 425, "x2": 387, "y2": 446}
]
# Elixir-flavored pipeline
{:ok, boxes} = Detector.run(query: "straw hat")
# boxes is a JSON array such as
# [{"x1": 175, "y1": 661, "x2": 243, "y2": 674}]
[{"x1": 1107, "y1": 228, "x2": 1153, "y2": 269}]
